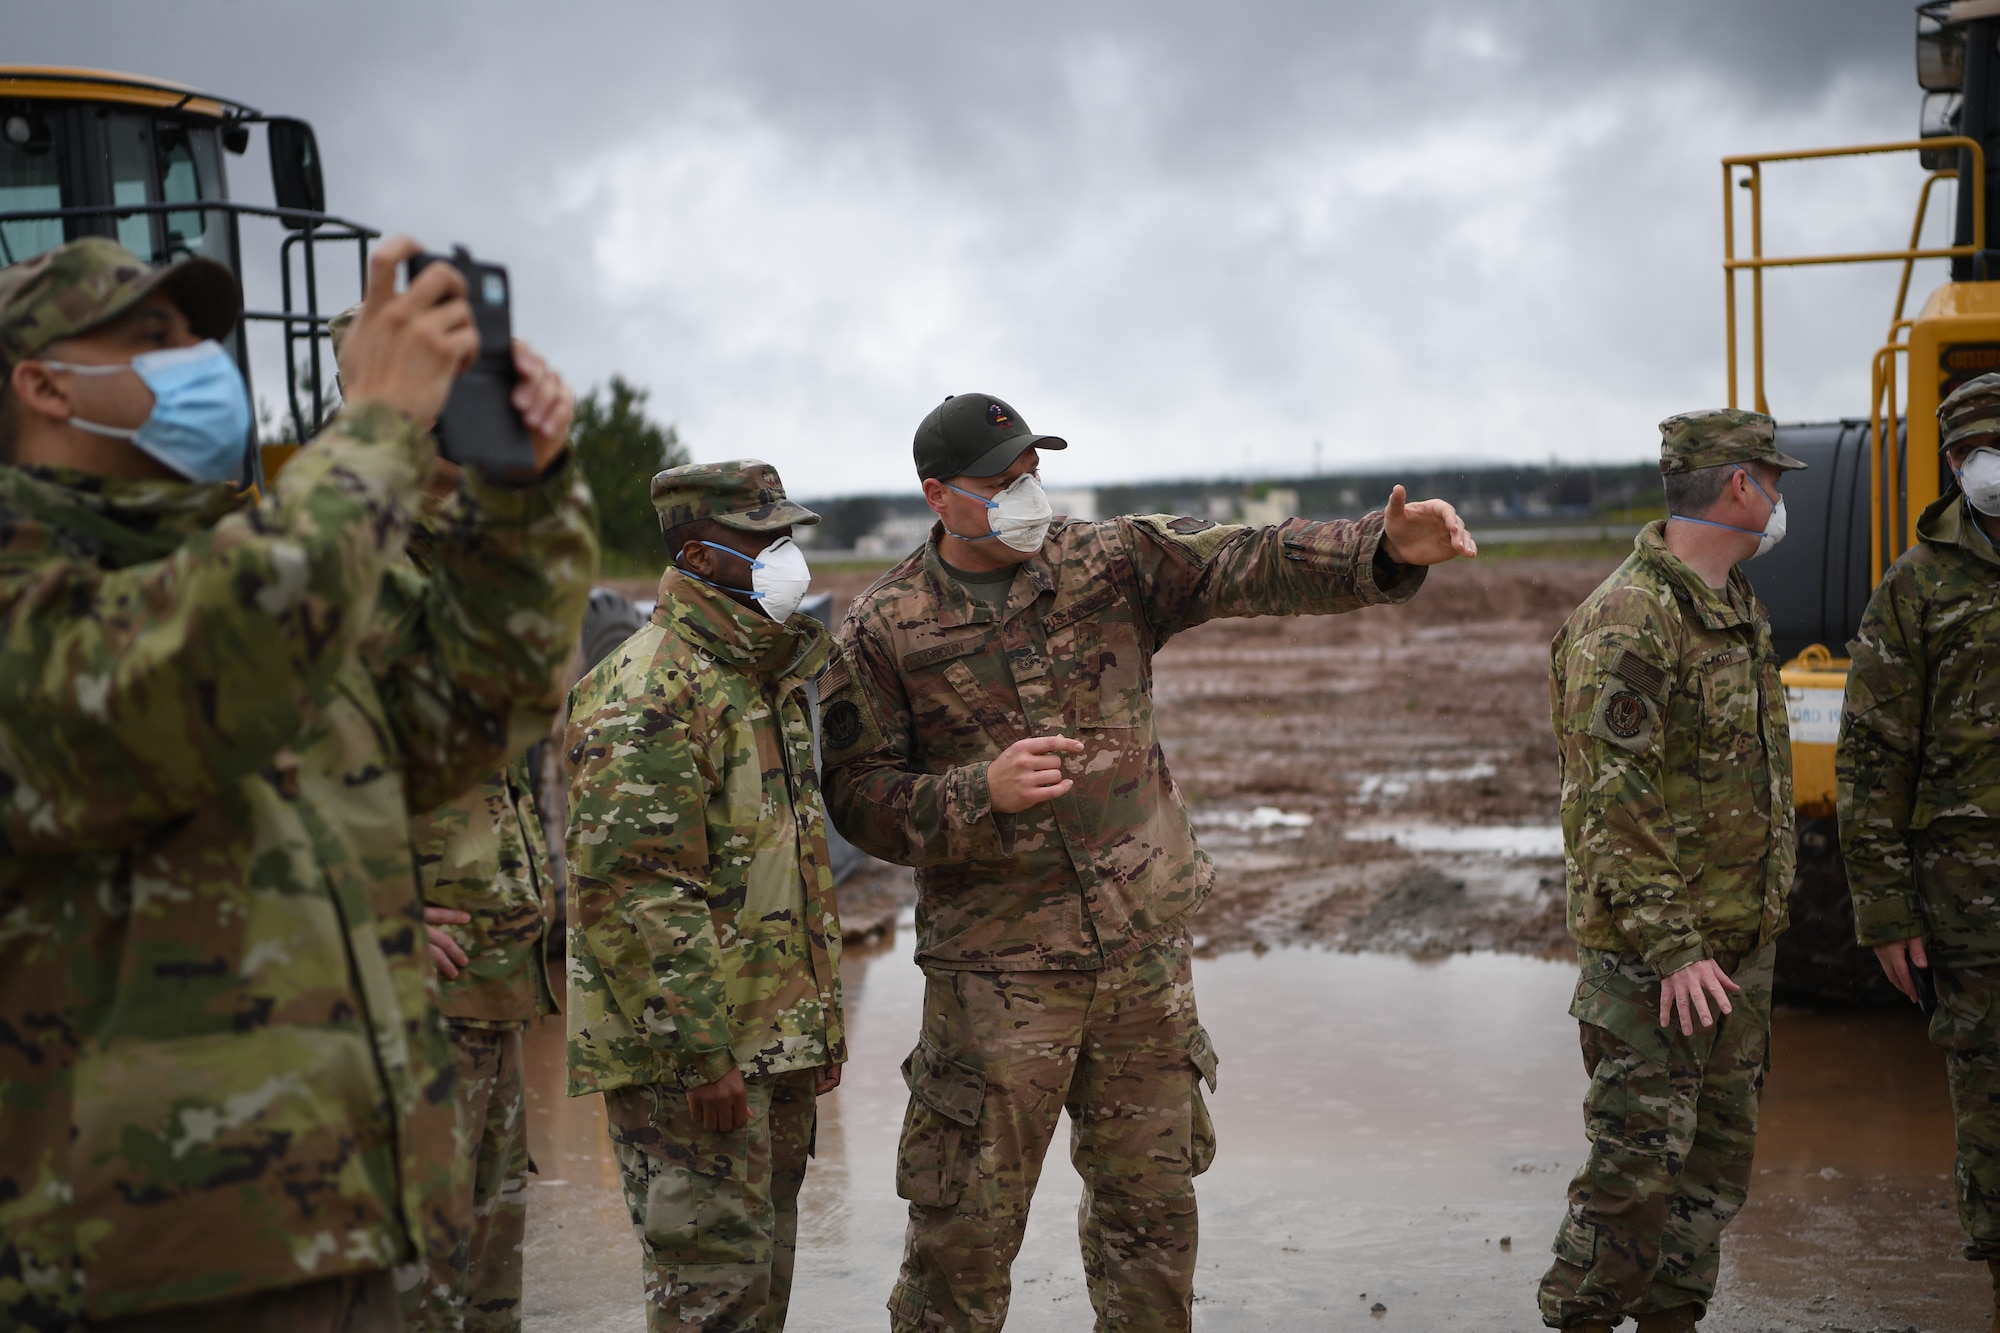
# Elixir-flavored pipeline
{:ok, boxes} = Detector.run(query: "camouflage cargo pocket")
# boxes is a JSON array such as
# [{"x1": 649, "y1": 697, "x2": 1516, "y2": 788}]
[
  {"x1": 1551, "y1": 1204, "x2": 1599, "y2": 1266},
  {"x1": 896, "y1": 1042, "x2": 985, "y2": 1209},
  {"x1": 1188, "y1": 1027, "x2": 1219, "y2": 1177}
]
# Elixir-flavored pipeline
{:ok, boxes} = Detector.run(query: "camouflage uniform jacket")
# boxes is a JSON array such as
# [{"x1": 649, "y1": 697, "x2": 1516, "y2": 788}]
[
  {"x1": 410, "y1": 752, "x2": 558, "y2": 1027},
  {"x1": 564, "y1": 570, "x2": 845, "y2": 1097},
  {"x1": 1837, "y1": 491, "x2": 2000, "y2": 949},
  {"x1": 822, "y1": 514, "x2": 1424, "y2": 971},
  {"x1": 0, "y1": 404, "x2": 598, "y2": 1326},
  {"x1": 1550, "y1": 521, "x2": 1795, "y2": 977}
]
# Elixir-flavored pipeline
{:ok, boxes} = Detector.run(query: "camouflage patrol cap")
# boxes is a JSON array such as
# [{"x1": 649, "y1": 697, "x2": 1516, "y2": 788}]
[
  {"x1": 1657, "y1": 408, "x2": 1805, "y2": 475},
  {"x1": 913, "y1": 392, "x2": 1067, "y2": 481},
  {"x1": 650, "y1": 458, "x2": 820, "y2": 533},
  {"x1": 0, "y1": 237, "x2": 241, "y2": 366},
  {"x1": 1939, "y1": 372, "x2": 2000, "y2": 451}
]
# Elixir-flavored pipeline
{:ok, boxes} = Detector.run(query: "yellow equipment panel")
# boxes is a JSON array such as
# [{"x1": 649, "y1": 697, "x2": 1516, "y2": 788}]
[{"x1": 1781, "y1": 645, "x2": 1849, "y2": 819}]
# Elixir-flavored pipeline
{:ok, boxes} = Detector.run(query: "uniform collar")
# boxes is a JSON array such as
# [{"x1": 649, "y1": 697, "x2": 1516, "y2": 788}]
[
  {"x1": 918, "y1": 521, "x2": 1055, "y2": 628},
  {"x1": 654, "y1": 567, "x2": 832, "y2": 681},
  {"x1": 0, "y1": 462, "x2": 249, "y2": 569},
  {"x1": 1916, "y1": 486, "x2": 2000, "y2": 569},
  {"x1": 1635, "y1": 519, "x2": 1759, "y2": 631}
]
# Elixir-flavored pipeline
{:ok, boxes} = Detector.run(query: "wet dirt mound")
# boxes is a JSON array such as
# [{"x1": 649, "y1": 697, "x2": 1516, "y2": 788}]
[{"x1": 1159, "y1": 557, "x2": 1605, "y2": 960}]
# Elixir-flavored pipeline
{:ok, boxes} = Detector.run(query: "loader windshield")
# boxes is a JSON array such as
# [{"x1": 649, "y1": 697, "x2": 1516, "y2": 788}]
[{"x1": 0, "y1": 115, "x2": 62, "y2": 266}]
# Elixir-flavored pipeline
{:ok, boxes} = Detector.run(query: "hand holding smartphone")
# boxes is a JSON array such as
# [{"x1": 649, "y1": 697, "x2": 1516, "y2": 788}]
[{"x1": 404, "y1": 246, "x2": 538, "y2": 483}]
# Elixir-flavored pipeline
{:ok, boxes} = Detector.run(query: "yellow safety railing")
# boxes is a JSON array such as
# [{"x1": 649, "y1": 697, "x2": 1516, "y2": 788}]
[
  {"x1": 1722, "y1": 138, "x2": 1985, "y2": 582},
  {"x1": 1723, "y1": 137, "x2": 1984, "y2": 413}
]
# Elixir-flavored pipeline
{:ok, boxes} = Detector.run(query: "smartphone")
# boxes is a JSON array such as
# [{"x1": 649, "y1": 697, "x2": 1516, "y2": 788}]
[
  {"x1": 405, "y1": 246, "x2": 536, "y2": 482},
  {"x1": 1912, "y1": 961, "x2": 1937, "y2": 1016}
]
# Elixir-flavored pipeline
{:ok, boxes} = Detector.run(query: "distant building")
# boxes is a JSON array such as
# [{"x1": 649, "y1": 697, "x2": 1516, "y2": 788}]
[
  {"x1": 1239, "y1": 488, "x2": 1298, "y2": 526},
  {"x1": 854, "y1": 513, "x2": 937, "y2": 557},
  {"x1": 1044, "y1": 486, "x2": 1098, "y2": 521}
]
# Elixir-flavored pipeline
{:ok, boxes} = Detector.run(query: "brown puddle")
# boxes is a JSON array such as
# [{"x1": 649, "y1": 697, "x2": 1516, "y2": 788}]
[{"x1": 522, "y1": 935, "x2": 1974, "y2": 1331}]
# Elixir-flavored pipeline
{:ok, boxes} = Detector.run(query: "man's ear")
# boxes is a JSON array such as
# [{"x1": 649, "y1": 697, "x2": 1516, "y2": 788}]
[
  {"x1": 11, "y1": 359, "x2": 73, "y2": 421},
  {"x1": 921, "y1": 477, "x2": 949, "y2": 517},
  {"x1": 678, "y1": 540, "x2": 714, "y2": 578}
]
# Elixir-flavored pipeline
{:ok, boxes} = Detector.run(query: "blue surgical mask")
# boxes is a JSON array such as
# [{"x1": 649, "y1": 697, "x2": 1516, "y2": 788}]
[{"x1": 41, "y1": 340, "x2": 252, "y2": 483}]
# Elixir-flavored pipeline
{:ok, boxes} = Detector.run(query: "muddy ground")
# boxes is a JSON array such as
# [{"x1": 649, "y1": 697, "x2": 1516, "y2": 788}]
[{"x1": 625, "y1": 552, "x2": 1614, "y2": 958}]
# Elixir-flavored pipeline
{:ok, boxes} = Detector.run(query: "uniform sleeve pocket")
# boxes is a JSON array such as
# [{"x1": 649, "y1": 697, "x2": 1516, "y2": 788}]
[{"x1": 896, "y1": 1042, "x2": 986, "y2": 1209}]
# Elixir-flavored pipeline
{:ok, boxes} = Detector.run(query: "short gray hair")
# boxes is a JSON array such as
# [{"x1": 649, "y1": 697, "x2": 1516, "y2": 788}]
[{"x1": 1664, "y1": 462, "x2": 1737, "y2": 518}]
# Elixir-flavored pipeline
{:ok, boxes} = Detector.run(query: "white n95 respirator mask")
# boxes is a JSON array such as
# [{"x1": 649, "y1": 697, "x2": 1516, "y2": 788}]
[
  {"x1": 682, "y1": 536, "x2": 813, "y2": 622},
  {"x1": 946, "y1": 472, "x2": 1055, "y2": 553}
]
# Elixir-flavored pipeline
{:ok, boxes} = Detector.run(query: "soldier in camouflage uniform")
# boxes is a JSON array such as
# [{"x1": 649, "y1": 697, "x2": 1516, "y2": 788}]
[
  {"x1": 404, "y1": 747, "x2": 561, "y2": 1331},
  {"x1": 1838, "y1": 371, "x2": 2000, "y2": 1327},
  {"x1": 305, "y1": 314, "x2": 572, "y2": 1330},
  {"x1": 0, "y1": 237, "x2": 598, "y2": 1332},
  {"x1": 1536, "y1": 409, "x2": 1801, "y2": 1333},
  {"x1": 819, "y1": 392, "x2": 1476, "y2": 1332},
  {"x1": 565, "y1": 460, "x2": 845, "y2": 1332}
]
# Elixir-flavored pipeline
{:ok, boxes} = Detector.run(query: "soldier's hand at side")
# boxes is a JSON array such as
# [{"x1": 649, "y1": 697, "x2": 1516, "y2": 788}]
[
  {"x1": 988, "y1": 735, "x2": 1086, "y2": 813},
  {"x1": 689, "y1": 1067, "x2": 751, "y2": 1133},
  {"x1": 1658, "y1": 958, "x2": 1742, "y2": 1036},
  {"x1": 1874, "y1": 936, "x2": 1930, "y2": 1004},
  {"x1": 813, "y1": 1063, "x2": 843, "y2": 1097},
  {"x1": 1381, "y1": 485, "x2": 1478, "y2": 565},
  {"x1": 338, "y1": 236, "x2": 480, "y2": 427},
  {"x1": 424, "y1": 906, "x2": 471, "y2": 979},
  {"x1": 511, "y1": 339, "x2": 573, "y2": 475}
]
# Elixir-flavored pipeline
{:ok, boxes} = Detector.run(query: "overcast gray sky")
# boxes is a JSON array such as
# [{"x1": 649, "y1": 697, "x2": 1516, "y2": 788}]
[{"x1": 15, "y1": 2, "x2": 1936, "y2": 496}]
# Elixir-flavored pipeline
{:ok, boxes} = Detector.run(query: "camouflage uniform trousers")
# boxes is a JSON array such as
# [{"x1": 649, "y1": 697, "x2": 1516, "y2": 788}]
[
  {"x1": 888, "y1": 925, "x2": 1219, "y2": 1333},
  {"x1": 1539, "y1": 942, "x2": 1774, "y2": 1328},
  {"x1": 603, "y1": 1069, "x2": 820, "y2": 1332},
  {"x1": 83, "y1": 1271, "x2": 399, "y2": 1332},
  {"x1": 1913, "y1": 823, "x2": 2000, "y2": 1261},
  {"x1": 404, "y1": 1024, "x2": 534, "y2": 1332}
]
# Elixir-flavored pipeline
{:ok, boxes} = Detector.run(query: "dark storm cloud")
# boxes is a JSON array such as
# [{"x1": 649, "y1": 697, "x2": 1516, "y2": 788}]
[{"x1": 10, "y1": 2, "x2": 1929, "y2": 493}]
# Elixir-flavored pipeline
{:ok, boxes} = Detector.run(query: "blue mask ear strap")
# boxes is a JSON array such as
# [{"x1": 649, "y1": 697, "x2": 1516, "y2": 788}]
[
  {"x1": 941, "y1": 481, "x2": 1001, "y2": 540},
  {"x1": 1669, "y1": 465, "x2": 1774, "y2": 538},
  {"x1": 1670, "y1": 514, "x2": 1765, "y2": 538},
  {"x1": 698, "y1": 539, "x2": 764, "y2": 571},
  {"x1": 945, "y1": 482, "x2": 1001, "y2": 510},
  {"x1": 1737, "y1": 464, "x2": 1778, "y2": 509},
  {"x1": 673, "y1": 539, "x2": 765, "y2": 596}
]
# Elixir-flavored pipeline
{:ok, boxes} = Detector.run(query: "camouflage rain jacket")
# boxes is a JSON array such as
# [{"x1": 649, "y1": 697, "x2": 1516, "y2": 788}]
[
  {"x1": 1837, "y1": 491, "x2": 2000, "y2": 951},
  {"x1": 1550, "y1": 521, "x2": 1794, "y2": 976},
  {"x1": 564, "y1": 570, "x2": 844, "y2": 1097},
  {"x1": 0, "y1": 404, "x2": 597, "y2": 1326},
  {"x1": 821, "y1": 514, "x2": 1424, "y2": 971},
  {"x1": 410, "y1": 752, "x2": 558, "y2": 1026}
]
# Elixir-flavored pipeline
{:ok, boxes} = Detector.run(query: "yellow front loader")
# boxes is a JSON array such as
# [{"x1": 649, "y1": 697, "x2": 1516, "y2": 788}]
[{"x1": 1725, "y1": 2, "x2": 2000, "y2": 1004}]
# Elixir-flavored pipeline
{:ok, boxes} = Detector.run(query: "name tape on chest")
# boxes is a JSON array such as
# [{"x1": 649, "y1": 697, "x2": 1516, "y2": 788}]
[{"x1": 903, "y1": 635, "x2": 992, "y2": 671}]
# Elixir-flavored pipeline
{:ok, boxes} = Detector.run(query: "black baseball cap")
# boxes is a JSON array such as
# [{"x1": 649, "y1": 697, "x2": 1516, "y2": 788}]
[{"x1": 912, "y1": 392, "x2": 1068, "y2": 481}]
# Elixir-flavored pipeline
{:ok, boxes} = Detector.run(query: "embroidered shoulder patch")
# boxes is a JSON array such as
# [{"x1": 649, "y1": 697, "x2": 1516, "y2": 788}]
[{"x1": 1587, "y1": 675, "x2": 1662, "y2": 754}]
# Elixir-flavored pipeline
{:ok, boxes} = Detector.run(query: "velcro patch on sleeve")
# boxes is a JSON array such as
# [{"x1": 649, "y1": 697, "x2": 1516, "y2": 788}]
[
  {"x1": 1587, "y1": 677, "x2": 1662, "y2": 755},
  {"x1": 1609, "y1": 647, "x2": 1668, "y2": 699},
  {"x1": 819, "y1": 649, "x2": 888, "y2": 766},
  {"x1": 1131, "y1": 513, "x2": 1244, "y2": 564}
]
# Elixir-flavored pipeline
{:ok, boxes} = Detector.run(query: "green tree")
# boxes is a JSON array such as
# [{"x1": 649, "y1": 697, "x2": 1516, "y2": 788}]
[{"x1": 571, "y1": 376, "x2": 689, "y2": 572}]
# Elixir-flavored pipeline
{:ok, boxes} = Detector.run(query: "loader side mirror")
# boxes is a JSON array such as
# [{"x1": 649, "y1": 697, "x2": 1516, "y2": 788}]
[
  {"x1": 1918, "y1": 13, "x2": 1966, "y2": 93},
  {"x1": 267, "y1": 117, "x2": 325, "y2": 229}
]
